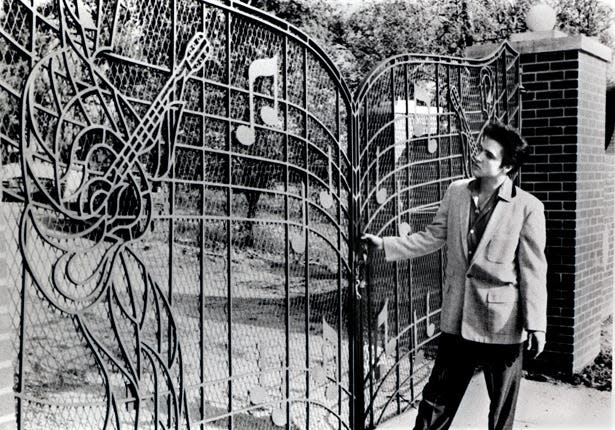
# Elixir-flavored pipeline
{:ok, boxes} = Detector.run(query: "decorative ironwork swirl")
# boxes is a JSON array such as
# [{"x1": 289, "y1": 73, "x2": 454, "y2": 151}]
[
  {"x1": 19, "y1": 0, "x2": 211, "y2": 426},
  {"x1": 450, "y1": 66, "x2": 496, "y2": 178}
]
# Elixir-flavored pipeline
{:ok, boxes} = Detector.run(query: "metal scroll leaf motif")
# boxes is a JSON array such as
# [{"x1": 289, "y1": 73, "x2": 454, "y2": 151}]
[
  {"x1": 20, "y1": 0, "x2": 211, "y2": 426},
  {"x1": 450, "y1": 66, "x2": 496, "y2": 177}
]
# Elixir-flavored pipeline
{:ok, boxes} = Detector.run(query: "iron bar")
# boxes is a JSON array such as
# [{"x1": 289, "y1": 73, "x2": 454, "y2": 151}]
[
  {"x1": 283, "y1": 32, "x2": 291, "y2": 430},
  {"x1": 390, "y1": 66, "x2": 401, "y2": 416},
  {"x1": 225, "y1": 9, "x2": 233, "y2": 430}
]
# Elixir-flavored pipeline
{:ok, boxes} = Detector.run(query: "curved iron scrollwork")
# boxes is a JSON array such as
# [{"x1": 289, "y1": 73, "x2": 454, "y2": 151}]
[
  {"x1": 18, "y1": 0, "x2": 212, "y2": 427},
  {"x1": 450, "y1": 65, "x2": 498, "y2": 177}
]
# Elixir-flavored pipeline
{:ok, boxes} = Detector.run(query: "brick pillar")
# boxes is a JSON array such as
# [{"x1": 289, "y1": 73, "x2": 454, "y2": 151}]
[
  {"x1": 467, "y1": 33, "x2": 613, "y2": 374},
  {"x1": 0, "y1": 205, "x2": 16, "y2": 429}
]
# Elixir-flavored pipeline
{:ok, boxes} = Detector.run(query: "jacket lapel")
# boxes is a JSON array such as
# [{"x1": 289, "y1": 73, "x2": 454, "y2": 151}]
[
  {"x1": 458, "y1": 185, "x2": 471, "y2": 263},
  {"x1": 470, "y1": 197, "x2": 510, "y2": 264}
]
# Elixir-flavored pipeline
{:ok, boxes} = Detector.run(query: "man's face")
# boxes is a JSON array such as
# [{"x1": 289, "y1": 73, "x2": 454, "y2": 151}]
[{"x1": 471, "y1": 137, "x2": 512, "y2": 179}]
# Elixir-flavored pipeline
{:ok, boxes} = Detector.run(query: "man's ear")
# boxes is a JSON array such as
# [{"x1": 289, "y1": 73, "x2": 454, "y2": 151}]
[{"x1": 502, "y1": 164, "x2": 513, "y2": 175}]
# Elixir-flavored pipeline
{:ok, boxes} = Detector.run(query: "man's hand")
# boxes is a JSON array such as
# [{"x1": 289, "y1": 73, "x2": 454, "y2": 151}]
[
  {"x1": 361, "y1": 233, "x2": 384, "y2": 250},
  {"x1": 527, "y1": 330, "x2": 546, "y2": 359}
]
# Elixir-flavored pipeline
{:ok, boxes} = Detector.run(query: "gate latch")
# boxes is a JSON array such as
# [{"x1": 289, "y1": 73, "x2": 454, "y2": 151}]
[{"x1": 354, "y1": 243, "x2": 368, "y2": 299}]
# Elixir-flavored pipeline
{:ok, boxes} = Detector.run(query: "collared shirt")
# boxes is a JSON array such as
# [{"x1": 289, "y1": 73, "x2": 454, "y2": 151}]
[{"x1": 467, "y1": 178, "x2": 514, "y2": 260}]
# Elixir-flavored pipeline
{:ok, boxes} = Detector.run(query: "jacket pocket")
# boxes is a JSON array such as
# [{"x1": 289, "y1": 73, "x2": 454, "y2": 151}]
[
  {"x1": 487, "y1": 286, "x2": 518, "y2": 303},
  {"x1": 487, "y1": 286, "x2": 520, "y2": 334},
  {"x1": 486, "y1": 235, "x2": 518, "y2": 263}
]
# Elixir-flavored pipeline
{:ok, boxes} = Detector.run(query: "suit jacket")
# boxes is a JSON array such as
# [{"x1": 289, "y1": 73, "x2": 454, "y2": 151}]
[{"x1": 382, "y1": 177, "x2": 547, "y2": 344}]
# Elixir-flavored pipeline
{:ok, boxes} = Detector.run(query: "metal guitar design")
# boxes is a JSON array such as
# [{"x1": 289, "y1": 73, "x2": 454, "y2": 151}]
[
  {"x1": 21, "y1": 10, "x2": 212, "y2": 427},
  {"x1": 22, "y1": 31, "x2": 211, "y2": 312}
]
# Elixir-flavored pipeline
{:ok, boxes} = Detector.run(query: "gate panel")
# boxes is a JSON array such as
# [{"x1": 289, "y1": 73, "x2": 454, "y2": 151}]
[
  {"x1": 0, "y1": 1, "x2": 522, "y2": 427},
  {"x1": 353, "y1": 45, "x2": 520, "y2": 428},
  {"x1": 0, "y1": 0, "x2": 356, "y2": 429}
]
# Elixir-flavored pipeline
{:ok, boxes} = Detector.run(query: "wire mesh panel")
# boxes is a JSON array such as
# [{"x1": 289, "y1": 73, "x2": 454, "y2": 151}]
[
  {"x1": 0, "y1": 0, "x2": 522, "y2": 427},
  {"x1": 353, "y1": 44, "x2": 521, "y2": 428},
  {"x1": 0, "y1": 0, "x2": 355, "y2": 429}
]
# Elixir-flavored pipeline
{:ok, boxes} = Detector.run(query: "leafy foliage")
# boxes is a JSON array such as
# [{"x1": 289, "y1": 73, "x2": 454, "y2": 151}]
[
  {"x1": 553, "y1": 0, "x2": 614, "y2": 46},
  {"x1": 248, "y1": 0, "x2": 614, "y2": 90}
]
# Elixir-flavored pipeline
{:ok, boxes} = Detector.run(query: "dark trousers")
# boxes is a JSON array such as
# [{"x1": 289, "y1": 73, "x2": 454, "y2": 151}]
[{"x1": 413, "y1": 333, "x2": 524, "y2": 430}]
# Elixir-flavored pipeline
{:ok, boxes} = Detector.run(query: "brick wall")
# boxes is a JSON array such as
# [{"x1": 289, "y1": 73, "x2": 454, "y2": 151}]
[
  {"x1": 604, "y1": 109, "x2": 615, "y2": 323},
  {"x1": 519, "y1": 50, "x2": 580, "y2": 371},
  {"x1": 573, "y1": 52, "x2": 610, "y2": 370}
]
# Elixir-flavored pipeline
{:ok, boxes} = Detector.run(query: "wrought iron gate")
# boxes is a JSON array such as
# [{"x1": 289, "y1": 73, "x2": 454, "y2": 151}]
[
  {"x1": 353, "y1": 46, "x2": 521, "y2": 428},
  {"x1": 0, "y1": 0, "x2": 520, "y2": 429}
]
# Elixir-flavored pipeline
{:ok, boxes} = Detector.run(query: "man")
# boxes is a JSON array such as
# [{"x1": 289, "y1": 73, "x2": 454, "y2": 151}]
[{"x1": 362, "y1": 122, "x2": 547, "y2": 430}]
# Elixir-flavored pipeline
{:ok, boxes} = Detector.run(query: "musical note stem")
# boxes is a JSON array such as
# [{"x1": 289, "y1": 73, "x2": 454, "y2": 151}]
[
  {"x1": 236, "y1": 56, "x2": 280, "y2": 146},
  {"x1": 377, "y1": 299, "x2": 388, "y2": 358},
  {"x1": 328, "y1": 146, "x2": 333, "y2": 190},
  {"x1": 319, "y1": 146, "x2": 334, "y2": 209},
  {"x1": 376, "y1": 147, "x2": 387, "y2": 205},
  {"x1": 290, "y1": 180, "x2": 306, "y2": 254},
  {"x1": 426, "y1": 291, "x2": 436, "y2": 337},
  {"x1": 412, "y1": 309, "x2": 418, "y2": 354}
]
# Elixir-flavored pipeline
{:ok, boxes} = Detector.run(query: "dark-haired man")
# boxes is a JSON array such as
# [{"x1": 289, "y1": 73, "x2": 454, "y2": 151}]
[{"x1": 362, "y1": 122, "x2": 547, "y2": 430}]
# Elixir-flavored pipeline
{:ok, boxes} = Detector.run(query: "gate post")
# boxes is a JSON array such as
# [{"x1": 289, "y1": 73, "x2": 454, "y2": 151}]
[
  {"x1": 0, "y1": 204, "x2": 16, "y2": 430},
  {"x1": 467, "y1": 28, "x2": 613, "y2": 374}
]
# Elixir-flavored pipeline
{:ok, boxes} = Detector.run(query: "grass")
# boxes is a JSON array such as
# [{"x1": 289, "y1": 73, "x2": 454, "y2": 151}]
[{"x1": 569, "y1": 316, "x2": 612, "y2": 391}]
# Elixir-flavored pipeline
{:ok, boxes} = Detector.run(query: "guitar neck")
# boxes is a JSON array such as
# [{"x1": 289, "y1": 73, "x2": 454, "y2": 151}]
[{"x1": 110, "y1": 63, "x2": 189, "y2": 179}]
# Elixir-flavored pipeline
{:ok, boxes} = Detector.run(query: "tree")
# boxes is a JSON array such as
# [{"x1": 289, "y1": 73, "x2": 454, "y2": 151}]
[
  {"x1": 248, "y1": 0, "x2": 614, "y2": 91},
  {"x1": 552, "y1": 0, "x2": 614, "y2": 46}
]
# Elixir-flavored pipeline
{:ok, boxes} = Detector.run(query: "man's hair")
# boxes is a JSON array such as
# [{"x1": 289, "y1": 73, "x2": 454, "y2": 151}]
[{"x1": 481, "y1": 121, "x2": 529, "y2": 177}]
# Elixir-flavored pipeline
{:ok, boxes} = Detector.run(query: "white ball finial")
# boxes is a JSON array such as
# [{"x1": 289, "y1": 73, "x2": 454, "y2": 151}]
[{"x1": 526, "y1": 2, "x2": 557, "y2": 32}]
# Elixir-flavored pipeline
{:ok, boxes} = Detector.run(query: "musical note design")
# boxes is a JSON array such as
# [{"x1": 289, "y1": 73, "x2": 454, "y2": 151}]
[
  {"x1": 249, "y1": 342, "x2": 268, "y2": 405},
  {"x1": 414, "y1": 120, "x2": 426, "y2": 138},
  {"x1": 426, "y1": 291, "x2": 436, "y2": 337},
  {"x1": 411, "y1": 293, "x2": 438, "y2": 343},
  {"x1": 450, "y1": 86, "x2": 479, "y2": 178},
  {"x1": 412, "y1": 81, "x2": 433, "y2": 137},
  {"x1": 375, "y1": 146, "x2": 387, "y2": 205},
  {"x1": 399, "y1": 216, "x2": 411, "y2": 237},
  {"x1": 479, "y1": 67, "x2": 496, "y2": 119},
  {"x1": 322, "y1": 318, "x2": 339, "y2": 402},
  {"x1": 375, "y1": 300, "x2": 395, "y2": 379},
  {"x1": 450, "y1": 68, "x2": 496, "y2": 178},
  {"x1": 236, "y1": 56, "x2": 281, "y2": 146},
  {"x1": 20, "y1": 6, "x2": 212, "y2": 425},
  {"x1": 271, "y1": 408, "x2": 286, "y2": 427},
  {"x1": 290, "y1": 180, "x2": 307, "y2": 254},
  {"x1": 412, "y1": 309, "x2": 419, "y2": 354},
  {"x1": 271, "y1": 356, "x2": 287, "y2": 427},
  {"x1": 319, "y1": 146, "x2": 334, "y2": 209},
  {"x1": 427, "y1": 138, "x2": 438, "y2": 154}
]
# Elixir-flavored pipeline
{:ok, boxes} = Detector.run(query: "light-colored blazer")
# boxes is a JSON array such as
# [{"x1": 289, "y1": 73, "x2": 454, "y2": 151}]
[{"x1": 383, "y1": 177, "x2": 547, "y2": 344}]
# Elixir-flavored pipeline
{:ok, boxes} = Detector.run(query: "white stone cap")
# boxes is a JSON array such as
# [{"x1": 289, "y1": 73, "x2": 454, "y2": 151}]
[
  {"x1": 466, "y1": 33, "x2": 612, "y2": 63},
  {"x1": 510, "y1": 30, "x2": 567, "y2": 42}
]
